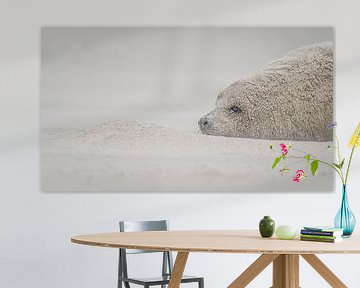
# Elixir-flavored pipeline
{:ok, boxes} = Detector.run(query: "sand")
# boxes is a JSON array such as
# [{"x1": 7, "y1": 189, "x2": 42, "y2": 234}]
[{"x1": 41, "y1": 120, "x2": 334, "y2": 192}]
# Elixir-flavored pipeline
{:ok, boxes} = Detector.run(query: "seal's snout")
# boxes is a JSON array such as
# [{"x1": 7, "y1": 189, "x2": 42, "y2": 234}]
[{"x1": 198, "y1": 116, "x2": 209, "y2": 131}]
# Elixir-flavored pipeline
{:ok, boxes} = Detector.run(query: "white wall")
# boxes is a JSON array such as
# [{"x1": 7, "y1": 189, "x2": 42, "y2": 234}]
[{"x1": 1, "y1": 1, "x2": 360, "y2": 287}]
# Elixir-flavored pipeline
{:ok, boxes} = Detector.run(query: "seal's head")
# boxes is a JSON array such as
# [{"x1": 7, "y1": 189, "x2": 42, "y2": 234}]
[
  {"x1": 199, "y1": 42, "x2": 334, "y2": 141},
  {"x1": 198, "y1": 79, "x2": 270, "y2": 139}
]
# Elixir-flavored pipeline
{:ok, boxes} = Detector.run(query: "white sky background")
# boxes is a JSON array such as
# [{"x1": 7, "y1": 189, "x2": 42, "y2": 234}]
[{"x1": 41, "y1": 27, "x2": 334, "y2": 131}]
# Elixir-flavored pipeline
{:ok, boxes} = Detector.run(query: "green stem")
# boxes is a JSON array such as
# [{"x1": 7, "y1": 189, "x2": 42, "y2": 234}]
[
  {"x1": 282, "y1": 158, "x2": 307, "y2": 169},
  {"x1": 345, "y1": 145, "x2": 356, "y2": 185},
  {"x1": 336, "y1": 136, "x2": 342, "y2": 164},
  {"x1": 287, "y1": 156, "x2": 344, "y2": 183},
  {"x1": 336, "y1": 135, "x2": 345, "y2": 182},
  {"x1": 291, "y1": 148, "x2": 317, "y2": 159},
  {"x1": 345, "y1": 129, "x2": 360, "y2": 185}
]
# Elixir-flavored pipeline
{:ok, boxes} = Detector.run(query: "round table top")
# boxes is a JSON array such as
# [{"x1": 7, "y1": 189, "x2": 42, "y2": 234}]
[{"x1": 71, "y1": 230, "x2": 360, "y2": 254}]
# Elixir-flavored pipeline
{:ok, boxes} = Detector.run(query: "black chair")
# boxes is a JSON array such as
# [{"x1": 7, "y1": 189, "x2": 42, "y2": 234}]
[{"x1": 118, "y1": 220, "x2": 204, "y2": 288}]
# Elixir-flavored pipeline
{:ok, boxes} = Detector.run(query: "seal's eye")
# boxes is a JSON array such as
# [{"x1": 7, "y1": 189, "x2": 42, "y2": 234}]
[{"x1": 230, "y1": 106, "x2": 241, "y2": 113}]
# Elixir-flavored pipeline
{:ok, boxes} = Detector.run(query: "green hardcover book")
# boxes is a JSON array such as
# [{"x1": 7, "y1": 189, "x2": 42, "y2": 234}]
[
  {"x1": 300, "y1": 234, "x2": 339, "y2": 240},
  {"x1": 300, "y1": 236, "x2": 342, "y2": 243}
]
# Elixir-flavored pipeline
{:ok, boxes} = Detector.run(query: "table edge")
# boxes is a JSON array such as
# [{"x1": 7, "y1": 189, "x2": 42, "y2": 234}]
[{"x1": 71, "y1": 236, "x2": 360, "y2": 255}]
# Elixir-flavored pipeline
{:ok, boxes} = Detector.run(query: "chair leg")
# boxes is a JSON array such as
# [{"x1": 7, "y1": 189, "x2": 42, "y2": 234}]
[
  {"x1": 198, "y1": 278, "x2": 204, "y2": 288},
  {"x1": 161, "y1": 252, "x2": 168, "y2": 288},
  {"x1": 118, "y1": 249, "x2": 122, "y2": 288}
]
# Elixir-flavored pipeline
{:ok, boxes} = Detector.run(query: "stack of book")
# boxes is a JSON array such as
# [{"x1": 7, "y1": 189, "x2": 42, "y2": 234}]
[{"x1": 300, "y1": 226, "x2": 344, "y2": 243}]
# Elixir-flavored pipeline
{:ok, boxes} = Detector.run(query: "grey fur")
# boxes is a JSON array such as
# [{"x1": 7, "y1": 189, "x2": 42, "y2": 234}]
[{"x1": 198, "y1": 42, "x2": 334, "y2": 142}]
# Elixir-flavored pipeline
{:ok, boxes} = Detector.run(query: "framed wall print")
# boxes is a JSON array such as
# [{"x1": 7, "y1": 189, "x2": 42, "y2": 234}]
[{"x1": 41, "y1": 27, "x2": 334, "y2": 192}]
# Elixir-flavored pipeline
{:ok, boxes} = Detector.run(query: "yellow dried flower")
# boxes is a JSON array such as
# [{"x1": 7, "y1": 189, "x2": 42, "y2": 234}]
[{"x1": 349, "y1": 122, "x2": 360, "y2": 148}]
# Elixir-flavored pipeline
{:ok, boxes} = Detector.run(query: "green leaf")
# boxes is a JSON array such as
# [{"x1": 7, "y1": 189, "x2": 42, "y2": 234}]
[
  {"x1": 333, "y1": 163, "x2": 341, "y2": 169},
  {"x1": 333, "y1": 159, "x2": 345, "y2": 169},
  {"x1": 269, "y1": 144, "x2": 273, "y2": 149},
  {"x1": 272, "y1": 157, "x2": 282, "y2": 169},
  {"x1": 339, "y1": 158, "x2": 345, "y2": 169},
  {"x1": 304, "y1": 154, "x2": 311, "y2": 164},
  {"x1": 311, "y1": 160, "x2": 319, "y2": 176}
]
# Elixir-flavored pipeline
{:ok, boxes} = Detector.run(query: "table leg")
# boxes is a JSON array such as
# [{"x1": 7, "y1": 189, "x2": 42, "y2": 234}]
[
  {"x1": 168, "y1": 252, "x2": 189, "y2": 288},
  {"x1": 228, "y1": 254, "x2": 279, "y2": 288},
  {"x1": 272, "y1": 254, "x2": 299, "y2": 288},
  {"x1": 301, "y1": 254, "x2": 347, "y2": 288},
  {"x1": 229, "y1": 253, "x2": 348, "y2": 288}
]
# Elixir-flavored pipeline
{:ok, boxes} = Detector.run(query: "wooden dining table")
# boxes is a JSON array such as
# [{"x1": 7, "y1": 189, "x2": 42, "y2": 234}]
[{"x1": 71, "y1": 230, "x2": 360, "y2": 288}]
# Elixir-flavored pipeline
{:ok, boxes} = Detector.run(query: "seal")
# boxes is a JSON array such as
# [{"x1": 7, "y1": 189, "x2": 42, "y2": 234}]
[{"x1": 198, "y1": 42, "x2": 333, "y2": 142}]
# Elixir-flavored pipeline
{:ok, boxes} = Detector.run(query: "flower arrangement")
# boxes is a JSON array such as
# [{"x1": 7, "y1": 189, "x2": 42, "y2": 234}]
[{"x1": 270, "y1": 122, "x2": 360, "y2": 185}]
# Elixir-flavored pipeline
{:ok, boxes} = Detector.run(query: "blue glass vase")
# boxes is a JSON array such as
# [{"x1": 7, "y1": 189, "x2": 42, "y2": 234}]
[{"x1": 334, "y1": 185, "x2": 356, "y2": 237}]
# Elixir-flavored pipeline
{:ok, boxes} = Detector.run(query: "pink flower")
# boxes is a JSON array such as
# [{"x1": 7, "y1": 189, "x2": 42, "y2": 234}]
[
  {"x1": 279, "y1": 143, "x2": 289, "y2": 156},
  {"x1": 293, "y1": 169, "x2": 306, "y2": 183}
]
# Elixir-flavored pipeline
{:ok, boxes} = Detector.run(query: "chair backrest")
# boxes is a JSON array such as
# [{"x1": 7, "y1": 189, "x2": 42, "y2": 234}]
[
  {"x1": 118, "y1": 220, "x2": 174, "y2": 284},
  {"x1": 119, "y1": 220, "x2": 169, "y2": 254}
]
